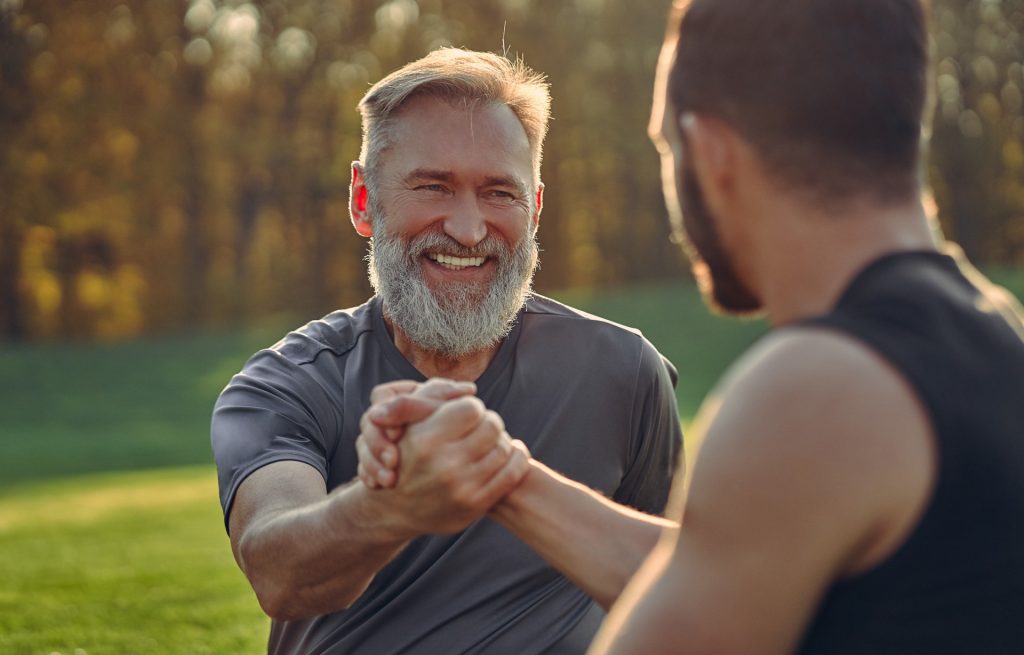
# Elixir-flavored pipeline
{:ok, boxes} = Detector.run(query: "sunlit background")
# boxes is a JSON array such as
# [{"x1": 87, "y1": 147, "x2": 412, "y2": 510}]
[
  {"x1": 1, "y1": 0, "x2": 1022, "y2": 652},
  {"x1": 2, "y1": 0, "x2": 1021, "y2": 342}
]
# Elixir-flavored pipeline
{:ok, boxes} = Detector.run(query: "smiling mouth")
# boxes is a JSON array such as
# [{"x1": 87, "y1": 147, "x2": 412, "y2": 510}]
[{"x1": 426, "y1": 252, "x2": 488, "y2": 271}]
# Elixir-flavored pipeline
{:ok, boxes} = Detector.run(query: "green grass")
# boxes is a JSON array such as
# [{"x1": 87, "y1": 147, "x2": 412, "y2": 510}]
[
  {"x1": 0, "y1": 467, "x2": 267, "y2": 654},
  {"x1": 0, "y1": 273, "x2": 1020, "y2": 654},
  {"x1": 0, "y1": 323, "x2": 290, "y2": 488}
]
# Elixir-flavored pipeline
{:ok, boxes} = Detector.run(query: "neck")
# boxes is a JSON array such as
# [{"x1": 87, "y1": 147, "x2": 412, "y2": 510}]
[
  {"x1": 743, "y1": 193, "x2": 939, "y2": 326},
  {"x1": 384, "y1": 314, "x2": 501, "y2": 381}
]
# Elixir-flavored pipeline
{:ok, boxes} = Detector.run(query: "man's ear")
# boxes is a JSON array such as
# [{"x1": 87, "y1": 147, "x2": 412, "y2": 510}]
[
  {"x1": 680, "y1": 113, "x2": 737, "y2": 217},
  {"x1": 533, "y1": 183, "x2": 544, "y2": 228},
  {"x1": 350, "y1": 162, "x2": 373, "y2": 238}
]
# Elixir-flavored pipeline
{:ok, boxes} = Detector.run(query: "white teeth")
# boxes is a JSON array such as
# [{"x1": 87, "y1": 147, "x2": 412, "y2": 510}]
[{"x1": 428, "y1": 253, "x2": 486, "y2": 269}]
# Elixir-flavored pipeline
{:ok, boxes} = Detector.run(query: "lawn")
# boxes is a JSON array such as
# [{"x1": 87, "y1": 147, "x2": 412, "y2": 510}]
[
  {"x1": 1, "y1": 271, "x2": 1020, "y2": 654},
  {"x1": 0, "y1": 468, "x2": 268, "y2": 654}
]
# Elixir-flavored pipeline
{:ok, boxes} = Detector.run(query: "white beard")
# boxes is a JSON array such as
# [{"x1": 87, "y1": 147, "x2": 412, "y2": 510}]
[{"x1": 367, "y1": 219, "x2": 539, "y2": 358}]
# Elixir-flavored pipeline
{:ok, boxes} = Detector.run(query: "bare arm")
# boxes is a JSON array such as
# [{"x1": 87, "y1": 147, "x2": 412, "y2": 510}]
[
  {"x1": 589, "y1": 329, "x2": 937, "y2": 654},
  {"x1": 231, "y1": 393, "x2": 528, "y2": 621},
  {"x1": 490, "y1": 458, "x2": 676, "y2": 609},
  {"x1": 229, "y1": 462, "x2": 412, "y2": 621},
  {"x1": 359, "y1": 381, "x2": 678, "y2": 609}
]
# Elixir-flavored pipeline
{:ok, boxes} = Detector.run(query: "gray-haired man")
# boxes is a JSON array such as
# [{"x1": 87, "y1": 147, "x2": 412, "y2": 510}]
[{"x1": 212, "y1": 48, "x2": 682, "y2": 654}]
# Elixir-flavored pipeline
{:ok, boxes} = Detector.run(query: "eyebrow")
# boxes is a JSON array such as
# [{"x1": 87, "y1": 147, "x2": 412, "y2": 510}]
[
  {"x1": 404, "y1": 169, "x2": 455, "y2": 184},
  {"x1": 404, "y1": 169, "x2": 528, "y2": 195},
  {"x1": 481, "y1": 175, "x2": 528, "y2": 196}
]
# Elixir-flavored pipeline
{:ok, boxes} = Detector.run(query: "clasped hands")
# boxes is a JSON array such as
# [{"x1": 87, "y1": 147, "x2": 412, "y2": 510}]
[{"x1": 355, "y1": 378, "x2": 531, "y2": 536}]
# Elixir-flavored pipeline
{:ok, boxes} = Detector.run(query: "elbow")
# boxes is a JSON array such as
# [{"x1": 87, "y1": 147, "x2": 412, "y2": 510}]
[
  {"x1": 250, "y1": 575, "x2": 362, "y2": 622},
  {"x1": 236, "y1": 542, "x2": 326, "y2": 621},
  {"x1": 239, "y1": 538, "x2": 364, "y2": 621}
]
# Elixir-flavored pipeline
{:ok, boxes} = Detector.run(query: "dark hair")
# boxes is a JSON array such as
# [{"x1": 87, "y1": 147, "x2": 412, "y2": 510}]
[{"x1": 667, "y1": 0, "x2": 930, "y2": 204}]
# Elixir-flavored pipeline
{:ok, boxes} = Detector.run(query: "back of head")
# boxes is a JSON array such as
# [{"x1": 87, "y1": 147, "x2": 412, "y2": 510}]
[
  {"x1": 667, "y1": 0, "x2": 931, "y2": 205},
  {"x1": 357, "y1": 48, "x2": 551, "y2": 188}
]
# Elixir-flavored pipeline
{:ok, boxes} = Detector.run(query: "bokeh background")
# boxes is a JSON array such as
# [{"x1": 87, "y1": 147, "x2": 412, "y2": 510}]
[
  {"x1": 2, "y1": 0, "x2": 1023, "y2": 342},
  {"x1": 1, "y1": 0, "x2": 1023, "y2": 653}
]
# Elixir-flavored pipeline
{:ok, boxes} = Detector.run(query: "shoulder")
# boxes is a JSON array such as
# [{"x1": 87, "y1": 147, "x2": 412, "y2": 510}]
[
  {"x1": 265, "y1": 298, "x2": 378, "y2": 367},
  {"x1": 689, "y1": 326, "x2": 935, "y2": 573},
  {"x1": 217, "y1": 299, "x2": 378, "y2": 411},
  {"x1": 523, "y1": 294, "x2": 643, "y2": 337},
  {"x1": 521, "y1": 294, "x2": 676, "y2": 385},
  {"x1": 707, "y1": 327, "x2": 930, "y2": 455}
]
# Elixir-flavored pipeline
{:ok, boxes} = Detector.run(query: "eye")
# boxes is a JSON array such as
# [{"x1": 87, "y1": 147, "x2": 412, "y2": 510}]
[
  {"x1": 415, "y1": 184, "x2": 450, "y2": 194},
  {"x1": 485, "y1": 189, "x2": 517, "y2": 201}
]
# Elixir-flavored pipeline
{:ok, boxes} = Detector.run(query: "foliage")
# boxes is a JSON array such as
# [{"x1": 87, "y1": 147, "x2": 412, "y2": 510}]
[{"x1": 0, "y1": 0, "x2": 1020, "y2": 340}]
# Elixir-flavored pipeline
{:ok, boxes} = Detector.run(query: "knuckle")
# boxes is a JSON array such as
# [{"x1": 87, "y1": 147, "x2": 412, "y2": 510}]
[
  {"x1": 455, "y1": 397, "x2": 486, "y2": 423},
  {"x1": 370, "y1": 382, "x2": 394, "y2": 403},
  {"x1": 483, "y1": 410, "x2": 505, "y2": 433}
]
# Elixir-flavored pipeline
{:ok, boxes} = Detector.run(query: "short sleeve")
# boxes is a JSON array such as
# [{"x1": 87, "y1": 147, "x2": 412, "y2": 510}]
[
  {"x1": 210, "y1": 349, "x2": 339, "y2": 532},
  {"x1": 612, "y1": 339, "x2": 684, "y2": 514}
]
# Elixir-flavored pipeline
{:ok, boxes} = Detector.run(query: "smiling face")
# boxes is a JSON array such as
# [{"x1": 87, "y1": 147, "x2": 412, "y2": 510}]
[{"x1": 357, "y1": 94, "x2": 542, "y2": 357}]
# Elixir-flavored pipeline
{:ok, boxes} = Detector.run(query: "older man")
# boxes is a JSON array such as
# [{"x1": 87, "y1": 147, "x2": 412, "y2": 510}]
[{"x1": 211, "y1": 49, "x2": 681, "y2": 654}]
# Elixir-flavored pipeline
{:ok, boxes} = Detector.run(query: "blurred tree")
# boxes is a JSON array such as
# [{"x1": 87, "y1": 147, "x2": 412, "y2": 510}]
[
  {"x1": 930, "y1": 0, "x2": 1024, "y2": 264},
  {"x1": 0, "y1": 0, "x2": 1019, "y2": 341},
  {"x1": 0, "y1": 2, "x2": 33, "y2": 339}
]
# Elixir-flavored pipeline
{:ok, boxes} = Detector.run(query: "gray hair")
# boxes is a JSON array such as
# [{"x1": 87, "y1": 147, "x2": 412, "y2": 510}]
[{"x1": 357, "y1": 48, "x2": 551, "y2": 191}]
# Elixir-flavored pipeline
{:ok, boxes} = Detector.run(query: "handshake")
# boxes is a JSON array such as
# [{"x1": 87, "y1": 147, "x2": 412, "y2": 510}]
[{"x1": 355, "y1": 378, "x2": 533, "y2": 536}]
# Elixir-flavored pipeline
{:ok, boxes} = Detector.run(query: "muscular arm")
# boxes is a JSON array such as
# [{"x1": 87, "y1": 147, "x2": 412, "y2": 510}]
[
  {"x1": 229, "y1": 462, "x2": 411, "y2": 620},
  {"x1": 231, "y1": 394, "x2": 529, "y2": 621},
  {"x1": 588, "y1": 329, "x2": 937, "y2": 654},
  {"x1": 490, "y1": 459, "x2": 676, "y2": 609}
]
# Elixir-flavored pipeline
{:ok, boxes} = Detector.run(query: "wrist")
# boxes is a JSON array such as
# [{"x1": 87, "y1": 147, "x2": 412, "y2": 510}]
[
  {"x1": 493, "y1": 458, "x2": 543, "y2": 518},
  {"x1": 334, "y1": 481, "x2": 419, "y2": 545}
]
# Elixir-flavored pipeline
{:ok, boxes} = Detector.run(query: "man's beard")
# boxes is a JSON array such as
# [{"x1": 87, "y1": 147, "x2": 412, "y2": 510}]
[
  {"x1": 676, "y1": 153, "x2": 762, "y2": 315},
  {"x1": 368, "y1": 216, "x2": 539, "y2": 359}
]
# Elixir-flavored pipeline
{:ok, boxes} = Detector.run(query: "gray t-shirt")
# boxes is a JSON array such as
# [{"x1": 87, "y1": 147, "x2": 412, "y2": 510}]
[{"x1": 212, "y1": 294, "x2": 682, "y2": 654}]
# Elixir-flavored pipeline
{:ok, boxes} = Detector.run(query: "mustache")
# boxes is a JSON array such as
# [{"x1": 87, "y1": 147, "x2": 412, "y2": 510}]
[{"x1": 400, "y1": 230, "x2": 511, "y2": 260}]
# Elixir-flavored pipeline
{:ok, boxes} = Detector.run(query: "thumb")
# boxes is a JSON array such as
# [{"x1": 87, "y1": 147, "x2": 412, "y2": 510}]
[{"x1": 368, "y1": 394, "x2": 442, "y2": 429}]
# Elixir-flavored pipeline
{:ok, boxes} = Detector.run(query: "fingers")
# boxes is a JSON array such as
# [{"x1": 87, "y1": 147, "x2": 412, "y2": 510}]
[
  {"x1": 445, "y1": 409, "x2": 507, "y2": 462},
  {"x1": 356, "y1": 426, "x2": 399, "y2": 489},
  {"x1": 403, "y1": 396, "x2": 487, "y2": 446},
  {"x1": 370, "y1": 380, "x2": 422, "y2": 405},
  {"x1": 412, "y1": 378, "x2": 477, "y2": 401},
  {"x1": 368, "y1": 395, "x2": 443, "y2": 430},
  {"x1": 368, "y1": 379, "x2": 477, "y2": 430},
  {"x1": 370, "y1": 378, "x2": 475, "y2": 406},
  {"x1": 471, "y1": 439, "x2": 531, "y2": 509}
]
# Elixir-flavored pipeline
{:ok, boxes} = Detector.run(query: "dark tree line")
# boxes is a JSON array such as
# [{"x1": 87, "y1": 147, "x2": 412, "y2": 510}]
[{"x1": 0, "y1": 0, "x2": 1021, "y2": 341}]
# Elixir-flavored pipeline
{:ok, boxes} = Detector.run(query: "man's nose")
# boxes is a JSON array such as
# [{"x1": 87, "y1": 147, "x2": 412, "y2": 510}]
[{"x1": 443, "y1": 195, "x2": 488, "y2": 248}]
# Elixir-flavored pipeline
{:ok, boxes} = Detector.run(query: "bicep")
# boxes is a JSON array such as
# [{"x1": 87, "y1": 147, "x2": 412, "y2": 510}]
[
  {"x1": 229, "y1": 461, "x2": 327, "y2": 562},
  {"x1": 602, "y1": 329, "x2": 932, "y2": 654}
]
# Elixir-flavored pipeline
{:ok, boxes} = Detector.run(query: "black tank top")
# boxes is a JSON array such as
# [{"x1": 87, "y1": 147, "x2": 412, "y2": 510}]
[{"x1": 794, "y1": 249, "x2": 1024, "y2": 654}]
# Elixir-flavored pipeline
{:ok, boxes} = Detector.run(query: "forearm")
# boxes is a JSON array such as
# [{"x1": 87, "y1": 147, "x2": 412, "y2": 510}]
[
  {"x1": 587, "y1": 535, "x2": 682, "y2": 655},
  {"x1": 489, "y1": 459, "x2": 676, "y2": 609},
  {"x1": 238, "y1": 481, "x2": 411, "y2": 620}
]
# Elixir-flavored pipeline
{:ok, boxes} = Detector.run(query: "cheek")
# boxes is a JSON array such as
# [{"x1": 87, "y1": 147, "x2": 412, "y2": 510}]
[
  {"x1": 379, "y1": 196, "x2": 442, "y2": 234},
  {"x1": 485, "y1": 205, "x2": 535, "y2": 242}
]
